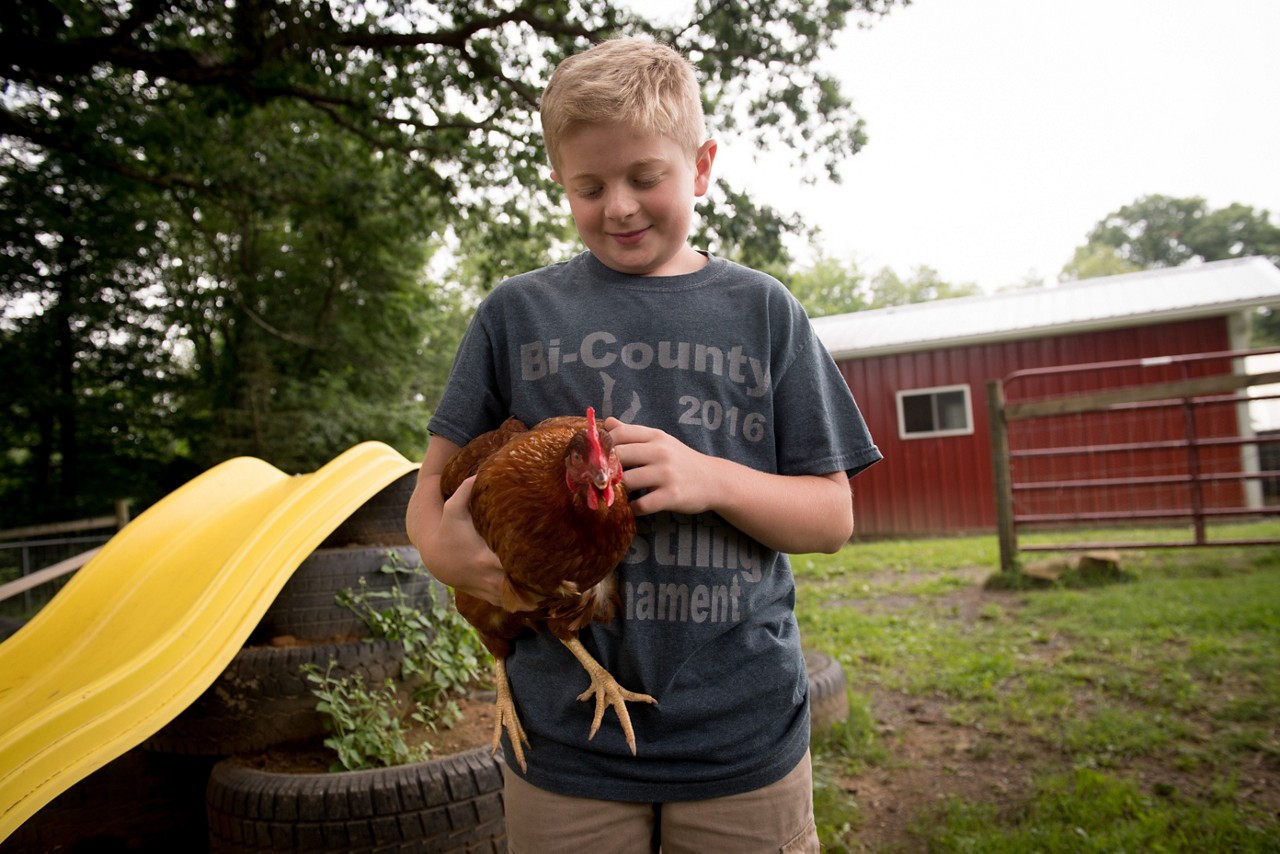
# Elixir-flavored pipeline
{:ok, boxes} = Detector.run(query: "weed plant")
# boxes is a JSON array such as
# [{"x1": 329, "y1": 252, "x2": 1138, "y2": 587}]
[
  {"x1": 336, "y1": 552, "x2": 486, "y2": 723},
  {"x1": 306, "y1": 550, "x2": 487, "y2": 771},
  {"x1": 301, "y1": 662, "x2": 432, "y2": 771}
]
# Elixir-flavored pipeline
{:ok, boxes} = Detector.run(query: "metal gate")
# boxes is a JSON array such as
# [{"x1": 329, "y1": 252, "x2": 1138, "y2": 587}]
[{"x1": 987, "y1": 348, "x2": 1280, "y2": 573}]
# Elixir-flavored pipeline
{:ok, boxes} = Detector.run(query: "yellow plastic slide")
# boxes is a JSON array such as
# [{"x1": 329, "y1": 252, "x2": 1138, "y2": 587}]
[{"x1": 0, "y1": 442, "x2": 418, "y2": 841}]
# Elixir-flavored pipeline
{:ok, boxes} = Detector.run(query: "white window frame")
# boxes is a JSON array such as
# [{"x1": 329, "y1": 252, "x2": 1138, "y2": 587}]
[{"x1": 895, "y1": 383, "x2": 974, "y2": 440}]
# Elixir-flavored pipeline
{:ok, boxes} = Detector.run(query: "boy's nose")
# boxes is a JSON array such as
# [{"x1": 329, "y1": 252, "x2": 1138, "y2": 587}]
[{"x1": 604, "y1": 187, "x2": 639, "y2": 220}]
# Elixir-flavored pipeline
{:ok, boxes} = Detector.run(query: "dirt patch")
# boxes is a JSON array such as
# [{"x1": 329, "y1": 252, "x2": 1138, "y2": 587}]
[{"x1": 841, "y1": 687, "x2": 1032, "y2": 851}]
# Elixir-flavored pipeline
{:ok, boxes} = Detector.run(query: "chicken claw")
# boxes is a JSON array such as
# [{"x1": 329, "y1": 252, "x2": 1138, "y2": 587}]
[
  {"x1": 492, "y1": 658, "x2": 530, "y2": 771},
  {"x1": 560, "y1": 637, "x2": 657, "y2": 755}
]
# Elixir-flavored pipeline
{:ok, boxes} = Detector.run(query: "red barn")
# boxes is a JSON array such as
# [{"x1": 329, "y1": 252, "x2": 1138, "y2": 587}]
[{"x1": 813, "y1": 257, "x2": 1280, "y2": 538}]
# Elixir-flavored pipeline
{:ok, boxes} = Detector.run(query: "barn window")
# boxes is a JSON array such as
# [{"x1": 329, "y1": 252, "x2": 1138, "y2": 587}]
[{"x1": 896, "y1": 384, "x2": 973, "y2": 439}]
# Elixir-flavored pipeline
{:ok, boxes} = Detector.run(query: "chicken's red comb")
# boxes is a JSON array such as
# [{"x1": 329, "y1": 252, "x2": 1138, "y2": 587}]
[{"x1": 585, "y1": 407, "x2": 607, "y2": 465}]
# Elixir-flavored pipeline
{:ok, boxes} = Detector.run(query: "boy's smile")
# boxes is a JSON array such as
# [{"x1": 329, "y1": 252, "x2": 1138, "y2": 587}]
[{"x1": 552, "y1": 123, "x2": 716, "y2": 277}]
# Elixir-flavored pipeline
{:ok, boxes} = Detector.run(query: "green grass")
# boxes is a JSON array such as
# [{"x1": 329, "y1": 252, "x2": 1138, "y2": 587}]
[
  {"x1": 918, "y1": 768, "x2": 1278, "y2": 853},
  {"x1": 799, "y1": 529, "x2": 1280, "y2": 851}
]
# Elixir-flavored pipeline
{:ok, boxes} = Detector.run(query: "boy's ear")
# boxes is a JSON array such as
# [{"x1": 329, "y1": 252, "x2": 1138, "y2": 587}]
[
  {"x1": 550, "y1": 168, "x2": 562, "y2": 186},
  {"x1": 693, "y1": 139, "x2": 717, "y2": 197}
]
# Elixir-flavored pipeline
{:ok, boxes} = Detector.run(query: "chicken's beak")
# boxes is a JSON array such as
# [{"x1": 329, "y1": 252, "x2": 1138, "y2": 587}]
[{"x1": 583, "y1": 468, "x2": 615, "y2": 509}]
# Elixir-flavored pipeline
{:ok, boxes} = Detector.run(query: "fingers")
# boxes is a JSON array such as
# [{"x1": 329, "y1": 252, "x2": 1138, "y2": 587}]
[
  {"x1": 440, "y1": 475, "x2": 481, "y2": 532},
  {"x1": 608, "y1": 427, "x2": 670, "y2": 484},
  {"x1": 605, "y1": 418, "x2": 672, "y2": 464},
  {"x1": 604, "y1": 421, "x2": 718, "y2": 517},
  {"x1": 447, "y1": 474, "x2": 476, "y2": 506},
  {"x1": 603, "y1": 416, "x2": 649, "y2": 448}
]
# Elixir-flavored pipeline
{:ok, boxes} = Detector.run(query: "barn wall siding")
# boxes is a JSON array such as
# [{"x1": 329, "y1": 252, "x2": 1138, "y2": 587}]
[{"x1": 838, "y1": 316, "x2": 1235, "y2": 537}]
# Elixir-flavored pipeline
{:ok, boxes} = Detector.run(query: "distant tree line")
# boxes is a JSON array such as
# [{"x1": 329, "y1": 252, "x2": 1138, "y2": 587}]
[{"x1": 788, "y1": 194, "x2": 1280, "y2": 343}]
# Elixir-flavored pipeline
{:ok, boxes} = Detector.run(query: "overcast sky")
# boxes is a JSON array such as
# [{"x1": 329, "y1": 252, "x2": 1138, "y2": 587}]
[{"x1": 699, "y1": 0, "x2": 1280, "y2": 291}]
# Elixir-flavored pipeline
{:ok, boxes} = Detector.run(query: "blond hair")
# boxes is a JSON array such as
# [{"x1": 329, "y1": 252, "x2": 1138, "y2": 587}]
[{"x1": 539, "y1": 38, "x2": 707, "y2": 172}]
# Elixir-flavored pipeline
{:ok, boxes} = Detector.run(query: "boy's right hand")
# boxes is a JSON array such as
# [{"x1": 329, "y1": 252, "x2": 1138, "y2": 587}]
[{"x1": 411, "y1": 474, "x2": 508, "y2": 608}]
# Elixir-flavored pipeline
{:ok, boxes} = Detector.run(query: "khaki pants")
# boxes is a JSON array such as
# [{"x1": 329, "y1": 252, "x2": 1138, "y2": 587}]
[{"x1": 503, "y1": 750, "x2": 819, "y2": 853}]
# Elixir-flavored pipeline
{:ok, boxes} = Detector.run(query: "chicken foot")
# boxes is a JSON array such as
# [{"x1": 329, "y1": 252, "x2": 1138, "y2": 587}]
[
  {"x1": 559, "y1": 637, "x2": 657, "y2": 755},
  {"x1": 491, "y1": 658, "x2": 530, "y2": 771}
]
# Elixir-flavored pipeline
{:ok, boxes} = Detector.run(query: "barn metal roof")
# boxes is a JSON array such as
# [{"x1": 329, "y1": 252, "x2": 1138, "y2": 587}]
[{"x1": 812, "y1": 257, "x2": 1280, "y2": 360}]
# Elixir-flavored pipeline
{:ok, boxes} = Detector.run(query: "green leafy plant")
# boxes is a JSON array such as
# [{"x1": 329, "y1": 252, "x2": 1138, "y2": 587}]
[
  {"x1": 305, "y1": 550, "x2": 487, "y2": 770},
  {"x1": 301, "y1": 662, "x2": 431, "y2": 772},
  {"x1": 336, "y1": 550, "x2": 486, "y2": 718},
  {"x1": 412, "y1": 586, "x2": 487, "y2": 727},
  {"x1": 335, "y1": 551, "x2": 438, "y2": 674}
]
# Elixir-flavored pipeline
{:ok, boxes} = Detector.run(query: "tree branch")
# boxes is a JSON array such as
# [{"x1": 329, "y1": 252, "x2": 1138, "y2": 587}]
[{"x1": 0, "y1": 106, "x2": 205, "y2": 193}]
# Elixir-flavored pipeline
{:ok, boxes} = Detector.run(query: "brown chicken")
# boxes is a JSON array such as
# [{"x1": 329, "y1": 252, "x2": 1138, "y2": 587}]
[{"x1": 439, "y1": 407, "x2": 655, "y2": 771}]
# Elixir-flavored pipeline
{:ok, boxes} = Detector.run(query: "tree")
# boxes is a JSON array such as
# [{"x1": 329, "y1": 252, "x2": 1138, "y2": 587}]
[
  {"x1": 1060, "y1": 245, "x2": 1143, "y2": 282},
  {"x1": 786, "y1": 252, "x2": 869, "y2": 317},
  {"x1": 156, "y1": 100, "x2": 446, "y2": 472},
  {"x1": 1190, "y1": 202, "x2": 1280, "y2": 267},
  {"x1": 0, "y1": 145, "x2": 188, "y2": 522},
  {"x1": 1067, "y1": 194, "x2": 1280, "y2": 274},
  {"x1": 784, "y1": 253, "x2": 982, "y2": 318},
  {"x1": 1066, "y1": 194, "x2": 1280, "y2": 347},
  {"x1": 866, "y1": 265, "x2": 980, "y2": 307},
  {"x1": 1, "y1": 0, "x2": 907, "y2": 521},
  {"x1": 1, "y1": 0, "x2": 897, "y2": 210}
]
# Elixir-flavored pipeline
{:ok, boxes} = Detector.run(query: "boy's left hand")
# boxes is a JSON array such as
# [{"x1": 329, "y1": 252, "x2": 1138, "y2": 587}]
[
  {"x1": 605, "y1": 417, "x2": 855, "y2": 554},
  {"x1": 604, "y1": 416, "x2": 718, "y2": 518}
]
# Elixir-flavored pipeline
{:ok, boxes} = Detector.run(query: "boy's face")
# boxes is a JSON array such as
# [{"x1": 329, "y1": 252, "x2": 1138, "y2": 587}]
[{"x1": 552, "y1": 123, "x2": 716, "y2": 277}]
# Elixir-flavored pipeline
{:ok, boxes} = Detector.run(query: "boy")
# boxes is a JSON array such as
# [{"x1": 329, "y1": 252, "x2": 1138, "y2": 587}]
[{"x1": 407, "y1": 38, "x2": 880, "y2": 851}]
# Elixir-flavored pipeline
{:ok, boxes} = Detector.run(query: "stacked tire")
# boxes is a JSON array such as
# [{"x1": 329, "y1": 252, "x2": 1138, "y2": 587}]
[
  {"x1": 205, "y1": 747, "x2": 506, "y2": 853},
  {"x1": 198, "y1": 470, "x2": 507, "y2": 853},
  {"x1": 4, "y1": 468, "x2": 507, "y2": 853},
  {"x1": 805, "y1": 650, "x2": 850, "y2": 734},
  {"x1": 0, "y1": 750, "x2": 215, "y2": 853}
]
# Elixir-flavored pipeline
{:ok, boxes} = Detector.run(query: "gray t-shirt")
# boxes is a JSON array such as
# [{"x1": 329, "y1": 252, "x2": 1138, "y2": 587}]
[{"x1": 428, "y1": 251, "x2": 881, "y2": 802}]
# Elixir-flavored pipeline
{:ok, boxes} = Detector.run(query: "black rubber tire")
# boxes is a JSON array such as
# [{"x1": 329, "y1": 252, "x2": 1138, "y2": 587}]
[
  {"x1": 144, "y1": 638, "x2": 406, "y2": 756},
  {"x1": 0, "y1": 749, "x2": 214, "y2": 853},
  {"x1": 253, "y1": 545, "x2": 447, "y2": 643},
  {"x1": 805, "y1": 649, "x2": 849, "y2": 733},
  {"x1": 205, "y1": 746, "x2": 506, "y2": 853},
  {"x1": 320, "y1": 470, "x2": 419, "y2": 547}
]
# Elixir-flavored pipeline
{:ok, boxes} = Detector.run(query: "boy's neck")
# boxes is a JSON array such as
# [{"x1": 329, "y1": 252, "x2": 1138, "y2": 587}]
[{"x1": 594, "y1": 245, "x2": 709, "y2": 278}]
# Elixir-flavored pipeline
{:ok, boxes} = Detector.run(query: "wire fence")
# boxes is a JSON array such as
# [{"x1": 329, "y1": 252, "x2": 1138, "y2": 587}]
[
  {"x1": 0, "y1": 535, "x2": 115, "y2": 618},
  {"x1": 988, "y1": 348, "x2": 1280, "y2": 573}
]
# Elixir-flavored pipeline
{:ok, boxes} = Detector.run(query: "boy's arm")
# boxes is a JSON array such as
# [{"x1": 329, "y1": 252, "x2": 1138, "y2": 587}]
[
  {"x1": 605, "y1": 418, "x2": 854, "y2": 555},
  {"x1": 405, "y1": 436, "x2": 507, "y2": 607}
]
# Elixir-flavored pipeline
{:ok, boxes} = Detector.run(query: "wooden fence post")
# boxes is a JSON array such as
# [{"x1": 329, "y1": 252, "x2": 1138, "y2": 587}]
[
  {"x1": 114, "y1": 499, "x2": 132, "y2": 530},
  {"x1": 987, "y1": 379, "x2": 1018, "y2": 574}
]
